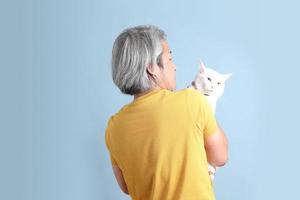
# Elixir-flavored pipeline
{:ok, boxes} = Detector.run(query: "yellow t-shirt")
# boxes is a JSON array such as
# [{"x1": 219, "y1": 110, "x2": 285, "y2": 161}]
[{"x1": 105, "y1": 88, "x2": 218, "y2": 200}]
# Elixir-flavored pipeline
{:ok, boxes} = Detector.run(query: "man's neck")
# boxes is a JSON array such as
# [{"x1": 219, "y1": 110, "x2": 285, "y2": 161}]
[{"x1": 133, "y1": 86, "x2": 161, "y2": 100}]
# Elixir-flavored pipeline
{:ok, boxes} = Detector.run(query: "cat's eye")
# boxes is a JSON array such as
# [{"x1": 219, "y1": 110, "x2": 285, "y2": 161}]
[
  {"x1": 207, "y1": 77, "x2": 211, "y2": 81},
  {"x1": 217, "y1": 82, "x2": 221, "y2": 85}
]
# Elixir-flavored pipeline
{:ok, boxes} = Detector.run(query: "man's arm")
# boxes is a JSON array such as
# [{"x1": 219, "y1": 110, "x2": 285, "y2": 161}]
[
  {"x1": 204, "y1": 122, "x2": 228, "y2": 167},
  {"x1": 112, "y1": 164, "x2": 129, "y2": 195}
]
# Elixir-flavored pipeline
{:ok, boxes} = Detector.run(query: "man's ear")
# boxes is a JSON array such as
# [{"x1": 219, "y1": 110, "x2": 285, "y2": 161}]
[
  {"x1": 146, "y1": 64, "x2": 154, "y2": 75},
  {"x1": 146, "y1": 64, "x2": 160, "y2": 76}
]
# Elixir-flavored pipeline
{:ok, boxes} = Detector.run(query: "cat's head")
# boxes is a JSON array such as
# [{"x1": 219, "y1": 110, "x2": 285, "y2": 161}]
[{"x1": 192, "y1": 62, "x2": 232, "y2": 98}]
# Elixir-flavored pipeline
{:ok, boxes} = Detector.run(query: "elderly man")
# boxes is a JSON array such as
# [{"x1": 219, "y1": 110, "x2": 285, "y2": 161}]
[{"x1": 105, "y1": 25, "x2": 228, "y2": 200}]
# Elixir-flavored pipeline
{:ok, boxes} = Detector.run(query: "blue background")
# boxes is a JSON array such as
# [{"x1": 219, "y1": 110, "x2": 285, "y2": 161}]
[{"x1": 1, "y1": 0, "x2": 299, "y2": 199}]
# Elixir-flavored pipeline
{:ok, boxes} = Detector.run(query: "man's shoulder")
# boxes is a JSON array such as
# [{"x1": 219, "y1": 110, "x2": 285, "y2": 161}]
[{"x1": 176, "y1": 88, "x2": 205, "y2": 100}]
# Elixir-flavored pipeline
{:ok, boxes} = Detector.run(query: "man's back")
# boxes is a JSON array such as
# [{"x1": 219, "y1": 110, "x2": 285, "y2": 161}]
[{"x1": 105, "y1": 88, "x2": 218, "y2": 200}]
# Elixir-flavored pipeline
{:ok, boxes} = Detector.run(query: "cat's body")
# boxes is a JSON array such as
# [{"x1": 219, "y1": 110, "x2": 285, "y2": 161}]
[{"x1": 187, "y1": 61, "x2": 231, "y2": 181}]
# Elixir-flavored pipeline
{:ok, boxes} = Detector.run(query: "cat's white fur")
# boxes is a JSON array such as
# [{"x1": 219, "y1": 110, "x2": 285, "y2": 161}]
[{"x1": 187, "y1": 61, "x2": 232, "y2": 181}]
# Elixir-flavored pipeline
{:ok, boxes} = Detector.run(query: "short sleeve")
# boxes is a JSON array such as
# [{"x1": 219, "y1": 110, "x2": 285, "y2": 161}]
[
  {"x1": 186, "y1": 89, "x2": 218, "y2": 137},
  {"x1": 105, "y1": 116, "x2": 118, "y2": 166},
  {"x1": 108, "y1": 152, "x2": 118, "y2": 166}
]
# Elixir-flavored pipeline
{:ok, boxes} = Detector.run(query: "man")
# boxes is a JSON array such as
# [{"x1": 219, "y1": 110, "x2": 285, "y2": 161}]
[{"x1": 105, "y1": 25, "x2": 228, "y2": 200}]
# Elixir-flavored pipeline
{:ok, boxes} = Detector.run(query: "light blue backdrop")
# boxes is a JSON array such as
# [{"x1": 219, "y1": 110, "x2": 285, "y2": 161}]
[{"x1": 1, "y1": 0, "x2": 299, "y2": 199}]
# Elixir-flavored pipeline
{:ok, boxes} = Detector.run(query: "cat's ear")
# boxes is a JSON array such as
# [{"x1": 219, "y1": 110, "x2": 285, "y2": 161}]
[
  {"x1": 222, "y1": 73, "x2": 232, "y2": 81},
  {"x1": 199, "y1": 60, "x2": 206, "y2": 73}
]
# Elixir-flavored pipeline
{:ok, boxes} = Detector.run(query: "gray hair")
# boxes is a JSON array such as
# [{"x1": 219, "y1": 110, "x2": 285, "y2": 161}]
[{"x1": 111, "y1": 25, "x2": 167, "y2": 95}]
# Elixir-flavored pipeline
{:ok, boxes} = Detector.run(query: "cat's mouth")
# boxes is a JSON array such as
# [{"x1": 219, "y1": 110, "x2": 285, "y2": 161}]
[{"x1": 204, "y1": 90, "x2": 213, "y2": 96}]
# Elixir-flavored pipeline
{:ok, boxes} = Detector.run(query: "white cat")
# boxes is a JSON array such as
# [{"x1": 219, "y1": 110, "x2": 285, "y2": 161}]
[{"x1": 187, "y1": 61, "x2": 232, "y2": 181}]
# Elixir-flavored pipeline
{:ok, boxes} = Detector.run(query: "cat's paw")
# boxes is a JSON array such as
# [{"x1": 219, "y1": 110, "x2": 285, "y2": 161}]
[{"x1": 208, "y1": 164, "x2": 217, "y2": 181}]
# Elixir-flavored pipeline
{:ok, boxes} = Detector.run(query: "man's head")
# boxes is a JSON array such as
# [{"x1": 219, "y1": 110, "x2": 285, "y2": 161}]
[{"x1": 111, "y1": 25, "x2": 176, "y2": 95}]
